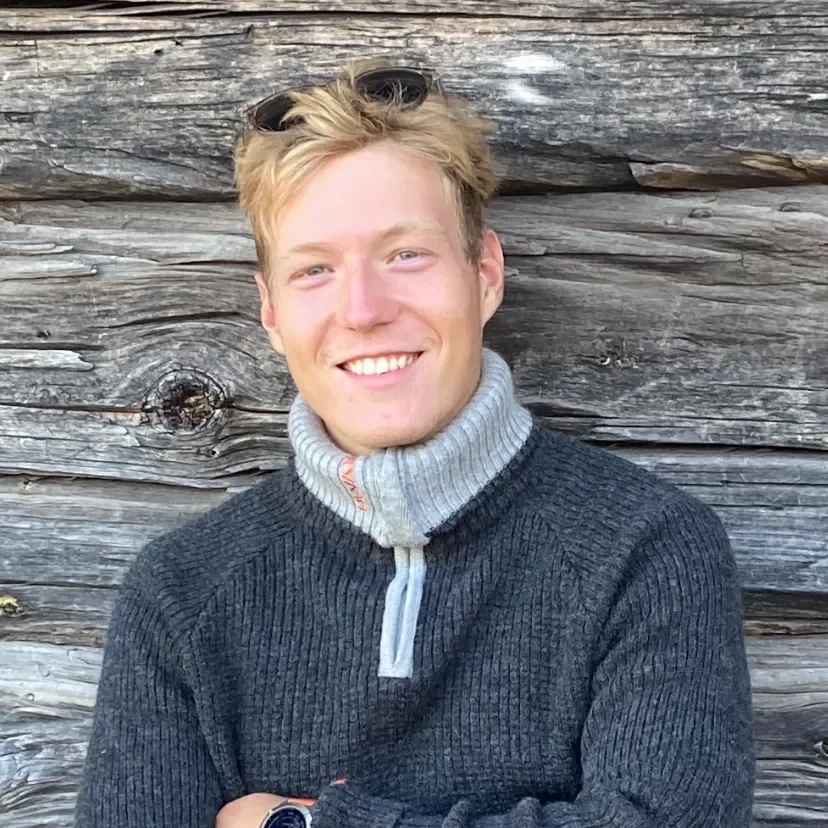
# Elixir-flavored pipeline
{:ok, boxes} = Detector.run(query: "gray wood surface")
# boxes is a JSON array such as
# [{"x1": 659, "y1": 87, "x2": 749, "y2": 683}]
[
  {"x1": 2, "y1": 638, "x2": 827, "y2": 827},
  {"x1": 3, "y1": 5, "x2": 828, "y2": 823},
  {"x1": 2, "y1": 187, "x2": 827, "y2": 823},
  {"x1": 2, "y1": 190, "x2": 825, "y2": 607},
  {"x1": 3, "y1": 6, "x2": 828, "y2": 198},
  {"x1": 2, "y1": 189, "x2": 826, "y2": 489},
  {"x1": 34, "y1": 0, "x2": 828, "y2": 14}
]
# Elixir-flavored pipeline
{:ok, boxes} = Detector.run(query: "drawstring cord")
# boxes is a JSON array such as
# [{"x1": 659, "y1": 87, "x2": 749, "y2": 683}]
[{"x1": 378, "y1": 545, "x2": 427, "y2": 678}]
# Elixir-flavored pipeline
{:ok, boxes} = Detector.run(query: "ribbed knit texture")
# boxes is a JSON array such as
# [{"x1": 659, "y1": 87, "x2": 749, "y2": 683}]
[
  {"x1": 288, "y1": 346, "x2": 533, "y2": 679},
  {"x1": 288, "y1": 347, "x2": 534, "y2": 549},
  {"x1": 76, "y1": 409, "x2": 756, "y2": 826}
]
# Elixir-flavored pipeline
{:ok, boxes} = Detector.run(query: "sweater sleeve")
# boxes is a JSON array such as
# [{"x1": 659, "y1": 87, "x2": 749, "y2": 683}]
[
  {"x1": 75, "y1": 542, "x2": 226, "y2": 826},
  {"x1": 310, "y1": 495, "x2": 756, "y2": 828}
]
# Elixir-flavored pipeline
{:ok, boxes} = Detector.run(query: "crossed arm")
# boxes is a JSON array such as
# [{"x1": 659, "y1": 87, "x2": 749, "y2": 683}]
[{"x1": 77, "y1": 497, "x2": 756, "y2": 828}]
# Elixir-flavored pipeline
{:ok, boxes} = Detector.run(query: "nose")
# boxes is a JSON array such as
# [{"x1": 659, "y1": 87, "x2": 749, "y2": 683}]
[{"x1": 335, "y1": 257, "x2": 398, "y2": 331}]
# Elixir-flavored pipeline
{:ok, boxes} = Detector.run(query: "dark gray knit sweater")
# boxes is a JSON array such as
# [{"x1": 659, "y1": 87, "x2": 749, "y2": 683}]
[{"x1": 76, "y1": 351, "x2": 755, "y2": 827}]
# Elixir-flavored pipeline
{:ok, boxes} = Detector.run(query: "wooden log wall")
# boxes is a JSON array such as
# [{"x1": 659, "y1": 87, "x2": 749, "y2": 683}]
[{"x1": 1, "y1": 3, "x2": 827, "y2": 826}]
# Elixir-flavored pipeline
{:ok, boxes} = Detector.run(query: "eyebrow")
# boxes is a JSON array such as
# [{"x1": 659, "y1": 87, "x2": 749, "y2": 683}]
[{"x1": 278, "y1": 221, "x2": 447, "y2": 259}]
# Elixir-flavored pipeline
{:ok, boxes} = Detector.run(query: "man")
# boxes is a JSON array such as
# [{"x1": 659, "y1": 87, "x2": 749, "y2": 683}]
[{"x1": 76, "y1": 58, "x2": 756, "y2": 827}]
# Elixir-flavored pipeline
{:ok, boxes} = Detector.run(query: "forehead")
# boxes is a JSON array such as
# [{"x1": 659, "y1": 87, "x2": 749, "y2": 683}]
[{"x1": 273, "y1": 143, "x2": 458, "y2": 254}]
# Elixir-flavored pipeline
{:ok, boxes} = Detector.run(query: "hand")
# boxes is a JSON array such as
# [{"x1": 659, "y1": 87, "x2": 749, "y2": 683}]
[
  {"x1": 215, "y1": 780, "x2": 344, "y2": 828},
  {"x1": 216, "y1": 793, "x2": 316, "y2": 828}
]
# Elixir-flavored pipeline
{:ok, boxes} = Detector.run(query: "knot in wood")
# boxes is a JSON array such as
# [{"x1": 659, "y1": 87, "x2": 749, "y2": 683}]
[
  {"x1": 0, "y1": 595, "x2": 22, "y2": 618},
  {"x1": 143, "y1": 369, "x2": 226, "y2": 434},
  {"x1": 688, "y1": 207, "x2": 713, "y2": 219}
]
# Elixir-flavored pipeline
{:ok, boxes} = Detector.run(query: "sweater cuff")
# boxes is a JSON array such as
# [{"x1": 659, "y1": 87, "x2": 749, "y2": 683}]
[{"x1": 313, "y1": 783, "x2": 406, "y2": 828}]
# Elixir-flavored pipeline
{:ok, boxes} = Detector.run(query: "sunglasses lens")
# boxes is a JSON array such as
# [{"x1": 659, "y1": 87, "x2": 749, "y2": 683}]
[
  {"x1": 250, "y1": 69, "x2": 434, "y2": 132},
  {"x1": 356, "y1": 68, "x2": 430, "y2": 107},
  {"x1": 253, "y1": 93, "x2": 301, "y2": 131}
]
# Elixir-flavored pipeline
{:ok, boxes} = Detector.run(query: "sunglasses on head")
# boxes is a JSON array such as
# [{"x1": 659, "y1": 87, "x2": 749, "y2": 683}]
[{"x1": 247, "y1": 66, "x2": 444, "y2": 132}]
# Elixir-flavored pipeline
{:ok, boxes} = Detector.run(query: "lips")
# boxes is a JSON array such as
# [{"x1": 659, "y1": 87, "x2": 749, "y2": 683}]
[
  {"x1": 339, "y1": 352, "x2": 421, "y2": 376},
  {"x1": 337, "y1": 351, "x2": 423, "y2": 386}
]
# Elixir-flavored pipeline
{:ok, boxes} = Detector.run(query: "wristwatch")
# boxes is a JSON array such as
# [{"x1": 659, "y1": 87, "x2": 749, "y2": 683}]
[{"x1": 259, "y1": 801, "x2": 313, "y2": 828}]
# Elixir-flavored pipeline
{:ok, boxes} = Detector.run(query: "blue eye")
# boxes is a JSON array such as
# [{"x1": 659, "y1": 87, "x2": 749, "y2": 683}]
[{"x1": 299, "y1": 264, "x2": 327, "y2": 278}]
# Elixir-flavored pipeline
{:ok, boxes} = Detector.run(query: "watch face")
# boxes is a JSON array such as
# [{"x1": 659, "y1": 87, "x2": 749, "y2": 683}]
[{"x1": 263, "y1": 806, "x2": 308, "y2": 828}]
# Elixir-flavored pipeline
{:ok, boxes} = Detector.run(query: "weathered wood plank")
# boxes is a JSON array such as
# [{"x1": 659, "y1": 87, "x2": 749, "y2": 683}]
[
  {"x1": 747, "y1": 637, "x2": 828, "y2": 765},
  {"x1": 0, "y1": 643, "x2": 100, "y2": 719},
  {"x1": 0, "y1": 716, "x2": 90, "y2": 827},
  {"x1": 0, "y1": 585, "x2": 115, "y2": 648},
  {"x1": 0, "y1": 476, "x2": 229, "y2": 585},
  {"x1": 2, "y1": 9, "x2": 828, "y2": 198},
  {"x1": 752, "y1": 761, "x2": 828, "y2": 826},
  {"x1": 18, "y1": 0, "x2": 828, "y2": 17},
  {"x1": 1, "y1": 190, "x2": 826, "y2": 493},
  {"x1": 743, "y1": 592, "x2": 828, "y2": 636},
  {"x1": 0, "y1": 643, "x2": 97, "y2": 826},
  {"x1": 2, "y1": 640, "x2": 826, "y2": 827}
]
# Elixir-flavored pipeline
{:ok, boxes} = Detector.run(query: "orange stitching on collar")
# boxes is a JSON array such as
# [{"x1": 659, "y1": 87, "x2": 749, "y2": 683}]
[{"x1": 339, "y1": 455, "x2": 368, "y2": 511}]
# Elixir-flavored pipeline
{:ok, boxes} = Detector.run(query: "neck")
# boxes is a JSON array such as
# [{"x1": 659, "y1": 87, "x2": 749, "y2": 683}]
[
  {"x1": 324, "y1": 372, "x2": 481, "y2": 458},
  {"x1": 287, "y1": 347, "x2": 534, "y2": 549}
]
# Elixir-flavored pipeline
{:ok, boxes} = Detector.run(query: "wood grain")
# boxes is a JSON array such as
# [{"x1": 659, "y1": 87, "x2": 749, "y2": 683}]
[
  {"x1": 2, "y1": 7, "x2": 828, "y2": 198},
  {"x1": 19, "y1": 0, "x2": 828, "y2": 16},
  {"x1": 3, "y1": 7, "x2": 828, "y2": 820},
  {"x1": 1, "y1": 191, "x2": 826, "y2": 491}
]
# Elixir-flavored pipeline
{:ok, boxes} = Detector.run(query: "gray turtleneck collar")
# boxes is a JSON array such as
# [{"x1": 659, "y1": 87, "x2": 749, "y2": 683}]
[{"x1": 288, "y1": 347, "x2": 533, "y2": 678}]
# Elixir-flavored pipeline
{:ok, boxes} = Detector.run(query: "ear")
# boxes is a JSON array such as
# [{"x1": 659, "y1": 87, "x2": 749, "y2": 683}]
[
  {"x1": 254, "y1": 271, "x2": 285, "y2": 354},
  {"x1": 477, "y1": 227, "x2": 505, "y2": 324}
]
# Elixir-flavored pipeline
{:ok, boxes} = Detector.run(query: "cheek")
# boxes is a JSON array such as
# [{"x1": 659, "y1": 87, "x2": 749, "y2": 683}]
[
  {"x1": 405, "y1": 276, "x2": 479, "y2": 325},
  {"x1": 276, "y1": 295, "x2": 329, "y2": 357}
]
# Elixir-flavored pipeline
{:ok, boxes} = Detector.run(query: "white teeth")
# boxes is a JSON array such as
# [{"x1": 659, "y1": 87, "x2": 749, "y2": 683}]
[{"x1": 344, "y1": 353, "x2": 417, "y2": 376}]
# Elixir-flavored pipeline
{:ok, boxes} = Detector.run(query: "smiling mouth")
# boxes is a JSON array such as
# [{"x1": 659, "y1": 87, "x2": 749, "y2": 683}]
[{"x1": 338, "y1": 352, "x2": 423, "y2": 377}]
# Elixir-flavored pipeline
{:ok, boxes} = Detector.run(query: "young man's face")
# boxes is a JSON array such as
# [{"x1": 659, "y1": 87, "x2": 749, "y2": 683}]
[{"x1": 256, "y1": 140, "x2": 504, "y2": 455}]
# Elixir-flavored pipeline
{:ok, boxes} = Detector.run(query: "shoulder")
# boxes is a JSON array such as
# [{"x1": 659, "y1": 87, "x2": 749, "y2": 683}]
[
  {"x1": 528, "y1": 421, "x2": 686, "y2": 516},
  {"x1": 121, "y1": 465, "x2": 299, "y2": 629},
  {"x1": 525, "y1": 423, "x2": 729, "y2": 571}
]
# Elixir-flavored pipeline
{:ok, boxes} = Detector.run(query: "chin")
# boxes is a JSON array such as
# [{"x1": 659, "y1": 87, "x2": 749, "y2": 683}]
[{"x1": 352, "y1": 419, "x2": 438, "y2": 452}]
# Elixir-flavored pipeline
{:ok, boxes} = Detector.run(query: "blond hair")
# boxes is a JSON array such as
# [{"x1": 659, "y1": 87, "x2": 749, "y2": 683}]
[{"x1": 233, "y1": 57, "x2": 502, "y2": 279}]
